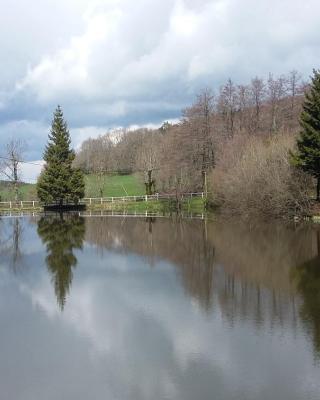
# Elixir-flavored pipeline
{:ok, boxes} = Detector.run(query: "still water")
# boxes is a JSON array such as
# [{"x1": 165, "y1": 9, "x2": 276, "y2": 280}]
[{"x1": 0, "y1": 213, "x2": 320, "y2": 400}]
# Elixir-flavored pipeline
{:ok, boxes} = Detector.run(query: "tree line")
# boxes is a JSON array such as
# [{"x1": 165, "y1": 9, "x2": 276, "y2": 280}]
[{"x1": 75, "y1": 70, "x2": 313, "y2": 215}]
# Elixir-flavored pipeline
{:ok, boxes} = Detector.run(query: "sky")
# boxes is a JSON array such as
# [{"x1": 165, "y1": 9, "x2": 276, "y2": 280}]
[{"x1": 1, "y1": 0, "x2": 320, "y2": 180}]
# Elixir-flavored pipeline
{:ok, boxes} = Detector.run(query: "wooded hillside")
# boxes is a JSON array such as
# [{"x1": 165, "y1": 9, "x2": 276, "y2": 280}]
[{"x1": 75, "y1": 71, "x2": 310, "y2": 216}]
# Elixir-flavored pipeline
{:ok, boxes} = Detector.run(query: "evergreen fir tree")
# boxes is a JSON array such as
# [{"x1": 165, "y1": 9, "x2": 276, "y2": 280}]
[
  {"x1": 293, "y1": 69, "x2": 320, "y2": 201},
  {"x1": 37, "y1": 106, "x2": 85, "y2": 205}
]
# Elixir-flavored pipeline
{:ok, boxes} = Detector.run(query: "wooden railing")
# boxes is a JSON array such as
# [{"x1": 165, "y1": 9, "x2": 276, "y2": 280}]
[
  {"x1": 80, "y1": 192, "x2": 204, "y2": 206},
  {"x1": 0, "y1": 192, "x2": 205, "y2": 210},
  {"x1": 0, "y1": 200, "x2": 40, "y2": 210}
]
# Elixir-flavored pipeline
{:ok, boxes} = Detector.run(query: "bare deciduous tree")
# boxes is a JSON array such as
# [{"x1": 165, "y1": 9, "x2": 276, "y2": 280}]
[
  {"x1": 218, "y1": 79, "x2": 238, "y2": 138},
  {"x1": 250, "y1": 77, "x2": 266, "y2": 133},
  {"x1": 182, "y1": 88, "x2": 215, "y2": 191},
  {"x1": 237, "y1": 84, "x2": 250, "y2": 133},
  {"x1": 0, "y1": 139, "x2": 26, "y2": 201},
  {"x1": 287, "y1": 70, "x2": 302, "y2": 124},
  {"x1": 135, "y1": 130, "x2": 160, "y2": 194},
  {"x1": 267, "y1": 73, "x2": 286, "y2": 133}
]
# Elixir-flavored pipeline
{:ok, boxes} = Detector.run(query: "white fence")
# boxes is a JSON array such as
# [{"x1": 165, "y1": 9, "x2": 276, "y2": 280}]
[
  {"x1": 0, "y1": 200, "x2": 40, "y2": 210},
  {"x1": 80, "y1": 192, "x2": 204, "y2": 206},
  {"x1": 0, "y1": 192, "x2": 205, "y2": 210}
]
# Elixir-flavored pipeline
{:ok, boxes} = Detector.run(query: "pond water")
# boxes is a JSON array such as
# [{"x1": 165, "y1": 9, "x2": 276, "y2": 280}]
[{"x1": 0, "y1": 214, "x2": 320, "y2": 400}]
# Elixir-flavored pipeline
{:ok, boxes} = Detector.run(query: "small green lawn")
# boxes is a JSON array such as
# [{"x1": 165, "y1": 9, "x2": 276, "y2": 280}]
[
  {"x1": 87, "y1": 197, "x2": 206, "y2": 214},
  {"x1": 0, "y1": 176, "x2": 205, "y2": 215},
  {"x1": 85, "y1": 174, "x2": 145, "y2": 198},
  {"x1": 0, "y1": 174, "x2": 146, "y2": 201},
  {"x1": 0, "y1": 182, "x2": 37, "y2": 202}
]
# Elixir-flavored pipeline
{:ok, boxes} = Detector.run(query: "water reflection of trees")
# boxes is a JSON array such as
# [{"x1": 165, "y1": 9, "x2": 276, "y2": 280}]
[
  {"x1": 37, "y1": 214, "x2": 85, "y2": 310},
  {"x1": 85, "y1": 217, "x2": 319, "y2": 332},
  {"x1": 0, "y1": 218, "x2": 23, "y2": 272},
  {"x1": 86, "y1": 217, "x2": 215, "y2": 310},
  {"x1": 293, "y1": 230, "x2": 320, "y2": 356},
  {"x1": 209, "y1": 220, "x2": 313, "y2": 330}
]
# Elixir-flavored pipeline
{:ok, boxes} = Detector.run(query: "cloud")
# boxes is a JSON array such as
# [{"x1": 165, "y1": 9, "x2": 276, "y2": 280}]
[
  {"x1": 71, "y1": 126, "x2": 110, "y2": 149},
  {"x1": 0, "y1": 0, "x2": 88, "y2": 89},
  {"x1": 0, "y1": 120, "x2": 49, "y2": 161},
  {"x1": 19, "y1": 161, "x2": 45, "y2": 184},
  {"x1": 17, "y1": 0, "x2": 320, "y2": 103},
  {"x1": 1, "y1": 0, "x2": 320, "y2": 158}
]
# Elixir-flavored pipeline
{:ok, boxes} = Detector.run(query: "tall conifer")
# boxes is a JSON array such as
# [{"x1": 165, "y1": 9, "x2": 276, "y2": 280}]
[
  {"x1": 37, "y1": 106, "x2": 85, "y2": 205},
  {"x1": 293, "y1": 69, "x2": 320, "y2": 201}
]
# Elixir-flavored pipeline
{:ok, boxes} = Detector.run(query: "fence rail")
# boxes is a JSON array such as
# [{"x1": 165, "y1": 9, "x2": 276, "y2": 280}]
[
  {"x1": 0, "y1": 192, "x2": 205, "y2": 210},
  {"x1": 80, "y1": 192, "x2": 204, "y2": 205},
  {"x1": 0, "y1": 200, "x2": 40, "y2": 209}
]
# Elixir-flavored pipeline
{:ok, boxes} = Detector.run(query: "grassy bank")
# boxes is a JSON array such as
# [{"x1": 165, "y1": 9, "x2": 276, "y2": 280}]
[
  {"x1": 0, "y1": 199, "x2": 205, "y2": 214},
  {"x1": 0, "y1": 174, "x2": 145, "y2": 201},
  {"x1": 86, "y1": 197, "x2": 206, "y2": 214},
  {"x1": 0, "y1": 174, "x2": 206, "y2": 214},
  {"x1": 85, "y1": 174, "x2": 145, "y2": 197},
  {"x1": 0, "y1": 182, "x2": 37, "y2": 201}
]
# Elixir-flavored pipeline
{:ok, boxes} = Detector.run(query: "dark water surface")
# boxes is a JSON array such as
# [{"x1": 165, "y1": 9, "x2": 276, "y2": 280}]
[{"x1": 0, "y1": 214, "x2": 320, "y2": 400}]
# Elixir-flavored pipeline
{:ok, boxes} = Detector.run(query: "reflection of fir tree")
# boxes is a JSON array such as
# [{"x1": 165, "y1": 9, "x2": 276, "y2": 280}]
[
  {"x1": 293, "y1": 231, "x2": 320, "y2": 356},
  {"x1": 37, "y1": 214, "x2": 85, "y2": 310}
]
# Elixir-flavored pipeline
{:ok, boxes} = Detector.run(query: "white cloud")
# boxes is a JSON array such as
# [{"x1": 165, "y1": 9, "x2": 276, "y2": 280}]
[
  {"x1": 0, "y1": 120, "x2": 49, "y2": 161},
  {"x1": 0, "y1": 0, "x2": 88, "y2": 89},
  {"x1": 71, "y1": 126, "x2": 109, "y2": 149},
  {"x1": 0, "y1": 160, "x2": 44, "y2": 184},
  {"x1": 20, "y1": 161, "x2": 44, "y2": 184},
  {"x1": 16, "y1": 0, "x2": 320, "y2": 105},
  {"x1": 1, "y1": 0, "x2": 320, "y2": 158}
]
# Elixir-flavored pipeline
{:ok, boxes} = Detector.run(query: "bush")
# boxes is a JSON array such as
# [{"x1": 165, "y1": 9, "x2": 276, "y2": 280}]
[{"x1": 210, "y1": 134, "x2": 311, "y2": 217}]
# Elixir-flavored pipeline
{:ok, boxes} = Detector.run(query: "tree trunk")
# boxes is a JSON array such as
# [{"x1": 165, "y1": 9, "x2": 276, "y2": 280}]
[
  {"x1": 14, "y1": 183, "x2": 18, "y2": 202},
  {"x1": 146, "y1": 170, "x2": 153, "y2": 195},
  {"x1": 13, "y1": 160, "x2": 18, "y2": 202},
  {"x1": 317, "y1": 176, "x2": 320, "y2": 202},
  {"x1": 202, "y1": 170, "x2": 208, "y2": 196}
]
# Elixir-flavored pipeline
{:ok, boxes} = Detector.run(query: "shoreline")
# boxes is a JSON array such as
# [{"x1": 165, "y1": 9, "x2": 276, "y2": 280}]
[{"x1": 0, "y1": 197, "x2": 206, "y2": 215}]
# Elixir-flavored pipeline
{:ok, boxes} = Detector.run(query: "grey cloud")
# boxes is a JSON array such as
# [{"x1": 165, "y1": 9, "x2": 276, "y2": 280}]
[
  {"x1": 0, "y1": 0, "x2": 320, "y2": 159},
  {"x1": 0, "y1": 120, "x2": 49, "y2": 161}
]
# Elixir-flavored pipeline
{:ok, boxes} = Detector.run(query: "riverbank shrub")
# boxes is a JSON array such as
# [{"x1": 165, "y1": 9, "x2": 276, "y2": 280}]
[{"x1": 210, "y1": 134, "x2": 311, "y2": 217}]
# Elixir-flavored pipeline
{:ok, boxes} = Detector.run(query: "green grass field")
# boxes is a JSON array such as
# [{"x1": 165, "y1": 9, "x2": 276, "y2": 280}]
[
  {"x1": 0, "y1": 174, "x2": 205, "y2": 213},
  {"x1": 86, "y1": 198, "x2": 206, "y2": 214},
  {"x1": 0, "y1": 175, "x2": 205, "y2": 213},
  {"x1": 0, "y1": 174, "x2": 146, "y2": 201},
  {"x1": 0, "y1": 182, "x2": 37, "y2": 202},
  {"x1": 85, "y1": 174, "x2": 145, "y2": 198}
]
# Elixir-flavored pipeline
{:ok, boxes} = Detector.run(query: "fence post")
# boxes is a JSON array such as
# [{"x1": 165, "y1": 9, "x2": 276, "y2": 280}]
[
  {"x1": 10, "y1": 201, "x2": 12, "y2": 209},
  {"x1": 21, "y1": 201, "x2": 23, "y2": 208},
  {"x1": 202, "y1": 192, "x2": 204, "y2": 199},
  {"x1": 145, "y1": 195, "x2": 148, "y2": 202},
  {"x1": 32, "y1": 201, "x2": 35, "y2": 208},
  {"x1": 89, "y1": 198, "x2": 92, "y2": 206}
]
